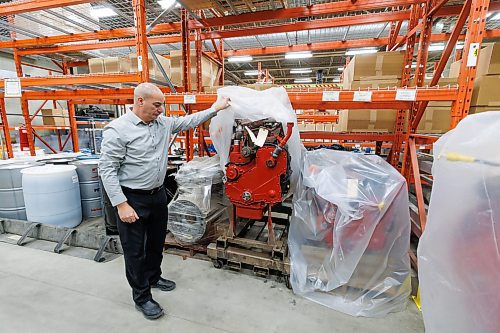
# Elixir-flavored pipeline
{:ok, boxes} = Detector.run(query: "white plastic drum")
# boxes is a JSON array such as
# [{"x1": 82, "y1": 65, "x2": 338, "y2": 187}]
[
  {"x1": 21, "y1": 164, "x2": 82, "y2": 227},
  {"x1": 0, "y1": 161, "x2": 39, "y2": 220}
]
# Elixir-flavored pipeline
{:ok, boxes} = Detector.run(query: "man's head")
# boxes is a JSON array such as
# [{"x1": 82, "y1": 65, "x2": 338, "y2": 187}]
[{"x1": 133, "y1": 82, "x2": 165, "y2": 123}]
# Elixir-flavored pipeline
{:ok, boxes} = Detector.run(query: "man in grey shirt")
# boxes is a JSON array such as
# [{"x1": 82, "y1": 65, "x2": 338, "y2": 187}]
[{"x1": 99, "y1": 82, "x2": 229, "y2": 320}]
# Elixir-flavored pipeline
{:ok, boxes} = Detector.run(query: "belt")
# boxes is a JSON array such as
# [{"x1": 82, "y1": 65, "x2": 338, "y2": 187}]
[{"x1": 122, "y1": 185, "x2": 164, "y2": 195}]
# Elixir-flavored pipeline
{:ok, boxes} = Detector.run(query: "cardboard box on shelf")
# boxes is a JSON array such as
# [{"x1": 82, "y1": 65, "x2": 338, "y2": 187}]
[
  {"x1": 416, "y1": 107, "x2": 451, "y2": 133},
  {"x1": 88, "y1": 58, "x2": 105, "y2": 74},
  {"x1": 103, "y1": 57, "x2": 131, "y2": 73},
  {"x1": 347, "y1": 78, "x2": 400, "y2": 90},
  {"x1": 41, "y1": 109, "x2": 69, "y2": 126},
  {"x1": 335, "y1": 109, "x2": 397, "y2": 132},
  {"x1": 471, "y1": 75, "x2": 500, "y2": 106},
  {"x1": 448, "y1": 60, "x2": 461, "y2": 78},
  {"x1": 469, "y1": 106, "x2": 500, "y2": 114},
  {"x1": 342, "y1": 51, "x2": 405, "y2": 87},
  {"x1": 169, "y1": 50, "x2": 218, "y2": 90},
  {"x1": 476, "y1": 43, "x2": 500, "y2": 77},
  {"x1": 129, "y1": 53, "x2": 171, "y2": 79}
]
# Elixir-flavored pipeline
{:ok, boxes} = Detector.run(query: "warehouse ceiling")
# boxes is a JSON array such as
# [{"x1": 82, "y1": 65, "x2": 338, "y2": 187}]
[{"x1": 1, "y1": 0, "x2": 500, "y2": 85}]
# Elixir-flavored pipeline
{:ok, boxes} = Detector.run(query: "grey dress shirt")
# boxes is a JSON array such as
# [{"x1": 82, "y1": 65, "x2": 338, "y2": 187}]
[{"x1": 99, "y1": 107, "x2": 216, "y2": 206}]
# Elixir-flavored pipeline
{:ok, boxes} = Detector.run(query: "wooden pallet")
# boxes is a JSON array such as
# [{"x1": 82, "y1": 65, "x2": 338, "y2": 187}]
[{"x1": 163, "y1": 232, "x2": 210, "y2": 260}]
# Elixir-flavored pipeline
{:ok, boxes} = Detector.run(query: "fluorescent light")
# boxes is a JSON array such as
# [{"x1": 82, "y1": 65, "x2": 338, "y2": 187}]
[
  {"x1": 332, "y1": 78, "x2": 341, "y2": 83},
  {"x1": 290, "y1": 68, "x2": 312, "y2": 74},
  {"x1": 244, "y1": 70, "x2": 259, "y2": 76},
  {"x1": 337, "y1": 67, "x2": 344, "y2": 71},
  {"x1": 294, "y1": 78, "x2": 313, "y2": 83},
  {"x1": 456, "y1": 42, "x2": 464, "y2": 50},
  {"x1": 90, "y1": 6, "x2": 117, "y2": 18},
  {"x1": 428, "y1": 43, "x2": 445, "y2": 52},
  {"x1": 345, "y1": 48, "x2": 378, "y2": 56},
  {"x1": 228, "y1": 56, "x2": 253, "y2": 63},
  {"x1": 285, "y1": 51, "x2": 312, "y2": 59},
  {"x1": 158, "y1": 0, "x2": 177, "y2": 9}
]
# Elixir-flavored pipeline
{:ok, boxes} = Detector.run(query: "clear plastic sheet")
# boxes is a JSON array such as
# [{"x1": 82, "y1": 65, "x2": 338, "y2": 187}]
[
  {"x1": 208, "y1": 86, "x2": 305, "y2": 188},
  {"x1": 289, "y1": 149, "x2": 411, "y2": 317},
  {"x1": 418, "y1": 112, "x2": 500, "y2": 333},
  {"x1": 168, "y1": 156, "x2": 229, "y2": 244}
]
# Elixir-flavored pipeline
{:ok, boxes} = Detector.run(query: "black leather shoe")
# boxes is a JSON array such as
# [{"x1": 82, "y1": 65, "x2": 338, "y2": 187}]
[
  {"x1": 151, "y1": 277, "x2": 176, "y2": 291},
  {"x1": 135, "y1": 299, "x2": 164, "y2": 320}
]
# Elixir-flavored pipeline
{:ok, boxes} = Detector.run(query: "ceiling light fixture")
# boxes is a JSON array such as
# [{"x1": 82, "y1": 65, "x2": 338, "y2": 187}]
[
  {"x1": 345, "y1": 48, "x2": 378, "y2": 56},
  {"x1": 285, "y1": 51, "x2": 313, "y2": 59},
  {"x1": 228, "y1": 56, "x2": 253, "y2": 63},
  {"x1": 290, "y1": 68, "x2": 312, "y2": 74},
  {"x1": 90, "y1": 6, "x2": 118, "y2": 19},
  {"x1": 294, "y1": 78, "x2": 313, "y2": 83}
]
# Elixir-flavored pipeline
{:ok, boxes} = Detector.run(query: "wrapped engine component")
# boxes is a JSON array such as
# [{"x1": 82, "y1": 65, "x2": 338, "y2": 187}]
[
  {"x1": 167, "y1": 155, "x2": 229, "y2": 244},
  {"x1": 289, "y1": 149, "x2": 411, "y2": 317},
  {"x1": 209, "y1": 86, "x2": 304, "y2": 189},
  {"x1": 418, "y1": 112, "x2": 500, "y2": 333}
]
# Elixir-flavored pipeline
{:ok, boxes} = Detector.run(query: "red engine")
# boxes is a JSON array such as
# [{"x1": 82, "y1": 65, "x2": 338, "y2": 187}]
[{"x1": 225, "y1": 119, "x2": 293, "y2": 243}]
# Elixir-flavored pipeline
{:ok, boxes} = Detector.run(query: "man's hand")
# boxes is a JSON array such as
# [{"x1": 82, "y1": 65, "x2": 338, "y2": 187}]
[
  {"x1": 213, "y1": 96, "x2": 231, "y2": 112},
  {"x1": 117, "y1": 201, "x2": 139, "y2": 223}
]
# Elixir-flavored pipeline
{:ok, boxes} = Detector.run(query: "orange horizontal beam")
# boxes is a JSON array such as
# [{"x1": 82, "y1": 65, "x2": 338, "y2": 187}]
[
  {"x1": 223, "y1": 29, "x2": 500, "y2": 57},
  {"x1": 0, "y1": 74, "x2": 140, "y2": 88},
  {"x1": 0, "y1": 0, "x2": 94, "y2": 15},
  {"x1": 191, "y1": 0, "x2": 423, "y2": 28},
  {"x1": 0, "y1": 87, "x2": 176, "y2": 100},
  {"x1": 297, "y1": 115, "x2": 339, "y2": 122},
  {"x1": 300, "y1": 132, "x2": 396, "y2": 141},
  {"x1": 202, "y1": 11, "x2": 410, "y2": 40},
  {"x1": 165, "y1": 88, "x2": 458, "y2": 109},
  {"x1": 17, "y1": 35, "x2": 184, "y2": 55},
  {"x1": 1, "y1": 1, "x2": 497, "y2": 51}
]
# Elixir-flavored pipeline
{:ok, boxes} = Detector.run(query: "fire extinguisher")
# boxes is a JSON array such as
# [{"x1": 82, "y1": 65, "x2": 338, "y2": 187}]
[{"x1": 18, "y1": 126, "x2": 29, "y2": 151}]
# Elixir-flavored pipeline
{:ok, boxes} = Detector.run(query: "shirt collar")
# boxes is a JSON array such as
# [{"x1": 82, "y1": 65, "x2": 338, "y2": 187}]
[{"x1": 126, "y1": 110, "x2": 156, "y2": 126}]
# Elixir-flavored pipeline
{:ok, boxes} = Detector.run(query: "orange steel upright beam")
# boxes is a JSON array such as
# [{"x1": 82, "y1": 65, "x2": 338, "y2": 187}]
[
  {"x1": 411, "y1": 0, "x2": 472, "y2": 129},
  {"x1": 181, "y1": 8, "x2": 194, "y2": 161},
  {"x1": 451, "y1": 0, "x2": 491, "y2": 128},
  {"x1": 389, "y1": 4, "x2": 421, "y2": 168},
  {"x1": 402, "y1": 0, "x2": 435, "y2": 178},
  {"x1": 219, "y1": 39, "x2": 225, "y2": 86},
  {"x1": 195, "y1": 26, "x2": 205, "y2": 157},
  {"x1": 8, "y1": 15, "x2": 36, "y2": 156},
  {"x1": 133, "y1": 0, "x2": 150, "y2": 83},
  {"x1": 62, "y1": 66, "x2": 80, "y2": 152},
  {"x1": 0, "y1": 98, "x2": 13, "y2": 158}
]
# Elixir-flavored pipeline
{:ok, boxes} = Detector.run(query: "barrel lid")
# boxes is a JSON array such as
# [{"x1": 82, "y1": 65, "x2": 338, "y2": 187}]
[
  {"x1": 21, "y1": 164, "x2": 77, "y2": 175},
  {"x1": 70, "y1": 159, "x2": 99, "y2": 166},
  {"x1": 0, "y1": 161, "x2": 42, "y2": 170},
  {"x1": 76, "y1": 154, "x2": 100, "y2": 160}
]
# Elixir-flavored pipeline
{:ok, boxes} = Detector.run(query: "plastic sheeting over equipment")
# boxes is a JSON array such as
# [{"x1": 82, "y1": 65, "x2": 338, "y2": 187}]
[
  {"x1": 418, "y1": 112, "x2": 500, "y2": 333},
  {"x1": 167, "y1": 155, "x2": 229, "y2": 244},
  {"x1": 209, "y1": 86, "x2": 304, "y2": 188},
  {"x1": 289, "y1": 149, "x2": 411, "y2": 317}
]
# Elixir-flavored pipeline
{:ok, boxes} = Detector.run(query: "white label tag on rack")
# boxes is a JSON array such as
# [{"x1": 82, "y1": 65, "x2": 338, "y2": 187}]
[
  {"x1": 467, "y1": 43, "x2": 480, "y2": 67},
  {"x1": 353, "y1": 91, "x2": 372, "y2": 102},
  {"x1": 137, "y1": 56, "x2": 143, "y2": 72},
  {"x1": 4, "y1": 78, "x2": 21, "y2": 98},
  {"x1": 322, "y1": 91, "x2": 340, "y2": 101},
  {"x1": 183, "y1": 95, "x2": 196, "y2": 104},
  {"x1": 396, "y1": 89, "x2": 417, "y2": 101}
]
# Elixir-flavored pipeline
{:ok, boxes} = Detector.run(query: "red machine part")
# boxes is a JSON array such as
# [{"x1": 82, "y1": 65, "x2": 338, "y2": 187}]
[{"x1": 225, "y1": 122, "x2": 294, "y2": 221}]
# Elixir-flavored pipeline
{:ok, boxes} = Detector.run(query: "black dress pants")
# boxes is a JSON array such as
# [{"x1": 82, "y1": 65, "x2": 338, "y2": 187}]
[{"x1": 116, "y1": 187, "x2": 168, "y2": 305}]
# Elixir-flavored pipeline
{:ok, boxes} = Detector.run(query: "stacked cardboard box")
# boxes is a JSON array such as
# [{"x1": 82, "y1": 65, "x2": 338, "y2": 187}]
[
  {"x1": 170, "y1": 50, "x2": 218, "y2": 91},
  {"x1": 338, "y1": 52, "x2": 404, "y2": 132},
  {"x1": 448, "y1": 43, "x2": 500, "y2": 114},
  {"x1": 41, "y1": 109, "x2": 69, "y2": 126},
  {"x1": 128, "y1": 53, "x2": 171, "y2": 79},
  {"x1": 342, "y1": 51, "x2": 405, "y2": 89}
]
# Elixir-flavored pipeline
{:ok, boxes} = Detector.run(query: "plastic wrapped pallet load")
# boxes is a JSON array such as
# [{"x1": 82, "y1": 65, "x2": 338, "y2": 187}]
[
  {"x1": 418, "y1": 112, "x2": 500, "y2": 333},
  {"x1": 288, "y1": 149, "x2": 411, "y2": 317}
]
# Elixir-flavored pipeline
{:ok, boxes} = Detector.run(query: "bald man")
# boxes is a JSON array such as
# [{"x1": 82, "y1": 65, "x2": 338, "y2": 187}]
[{"x1": 99, "y1": 82, "x2": 229, "y2": 319}]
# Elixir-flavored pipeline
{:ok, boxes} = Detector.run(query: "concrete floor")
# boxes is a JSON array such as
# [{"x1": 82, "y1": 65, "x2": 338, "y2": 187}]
[{"x1": 0, "y1": 241, "x2": 424, "y2": 333}]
